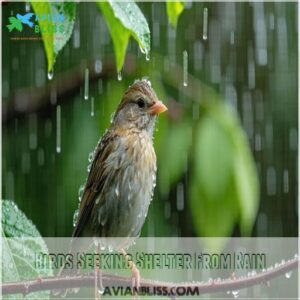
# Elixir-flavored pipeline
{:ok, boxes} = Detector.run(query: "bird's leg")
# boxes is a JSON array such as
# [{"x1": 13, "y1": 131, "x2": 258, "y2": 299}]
[
  {"x1": 120, "y1": 248, "x2": 140, "y2": 293},
  {"x1": 94, "y1": 244, "x2": 104, "y2": 300}
]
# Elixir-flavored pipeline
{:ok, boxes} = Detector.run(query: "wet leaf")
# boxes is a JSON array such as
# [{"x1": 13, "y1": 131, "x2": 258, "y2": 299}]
[
  {"x1": 158, "y1": 122, "x2": 192, "y2": 195},
  {"x1": 232, "y1": 122, "x2": 260, "y2": 235},
  {"x1": 190, "y1": 102, "x2": 259, "y2": 248},
  {"x1": 2, "y1": 200, "x2": 52, "y2": 299},
  {"x1": 97, "y1": 0, "x2": 150, "y2": 72},
  {"x1": 166, "y1": 2, "x2": 185, "y2": 27},
  {"x1": 31, "y1": 2, "x2": 76, "y2": 73}
]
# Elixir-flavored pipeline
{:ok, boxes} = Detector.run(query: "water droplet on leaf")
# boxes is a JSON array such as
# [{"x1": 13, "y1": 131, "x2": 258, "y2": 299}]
[
  {"x1": 47, "y1": 70, "x2": 53, "y2": 80},
  {"x1": 117, "y1": 71, "x2": 122, "y2": 81},
  {"x1": 285, "y1": 271, "x2": 292, "y2": 279}
]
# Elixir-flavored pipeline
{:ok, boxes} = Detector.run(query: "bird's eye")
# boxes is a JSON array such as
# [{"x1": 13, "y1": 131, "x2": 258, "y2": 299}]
[{"x1": 137, "y1": 98, "x2": 145, "y2": 108}]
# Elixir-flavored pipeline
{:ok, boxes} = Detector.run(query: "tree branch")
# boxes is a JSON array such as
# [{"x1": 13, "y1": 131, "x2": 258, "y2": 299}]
[{"x1": 2, "y1": 256, "x2": 298, "y2": 296}]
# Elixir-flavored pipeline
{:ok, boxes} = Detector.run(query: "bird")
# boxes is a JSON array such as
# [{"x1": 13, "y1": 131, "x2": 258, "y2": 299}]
[
  {"x1": 58, "y1": 78, "x2": 167, "y2": 295},
  {"x1": 6, "y1": 17, "x2": 23, "y2": 32},
  {"x1": 16, "y1": 13, "x2": 34, "y2": 28}
]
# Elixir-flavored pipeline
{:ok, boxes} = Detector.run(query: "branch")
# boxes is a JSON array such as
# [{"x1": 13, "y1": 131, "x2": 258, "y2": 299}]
[
  {"x1": 2, "y1": 56, "x2": 118, "y2": 122},
  {"x1": 2, "y1": 53, "x2": 215, "y2": 123},
  {"x1": 2, "y1": 256, "x2": 298, "y2": 296}
]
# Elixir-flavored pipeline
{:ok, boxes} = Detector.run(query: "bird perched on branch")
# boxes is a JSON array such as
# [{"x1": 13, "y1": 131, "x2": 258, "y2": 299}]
[{"x1": 71, "y1": 78, "x2": 167, "y2": 290}]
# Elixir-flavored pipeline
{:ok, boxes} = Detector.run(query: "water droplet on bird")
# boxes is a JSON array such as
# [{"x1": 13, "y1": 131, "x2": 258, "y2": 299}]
[
  {"x1": 203, "y1": 8, "x2": 208, "y2": 40},
  {"x1": 84, "y1": 68, "x2": 89, "y2": 100},
  {"x1": 110, "y1": 112, "x2": 115, "y2": 124},
  {"x1": 285, "y1": 271, "x2": 292, "y2": 279},
  {"x1": 47, "y1": 70, "x2": 54, "y2": 80},
  {"x1": 73, "y1": 209, "x2": 79, "y2": 227},
  {"x1": 88, "y1": 152, "x2": 94, "y2": 163},
  {"x1": 78, "y1": 185, "x2": 84, "y2": 201}
]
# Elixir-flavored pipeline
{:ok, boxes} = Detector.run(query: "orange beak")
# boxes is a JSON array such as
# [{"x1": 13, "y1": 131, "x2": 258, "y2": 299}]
[{"x1": 149, "y1": 100, "x2": 168, "y2": 115}]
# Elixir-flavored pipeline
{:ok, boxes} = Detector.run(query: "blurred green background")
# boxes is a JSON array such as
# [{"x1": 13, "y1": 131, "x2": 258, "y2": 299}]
[{"x1": 2, "y1": 2, "x2": 298, "y2": 238}]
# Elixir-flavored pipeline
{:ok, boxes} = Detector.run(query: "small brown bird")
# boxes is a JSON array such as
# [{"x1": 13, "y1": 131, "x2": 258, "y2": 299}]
[{"x1": 72, "y1": 78, "x2": 167, "y2": 288}]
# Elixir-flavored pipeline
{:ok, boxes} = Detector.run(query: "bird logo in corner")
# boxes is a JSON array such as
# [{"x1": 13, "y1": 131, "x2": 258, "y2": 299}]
[{"x1": 6, "y1": 13, "x2": 34, "y2": 32}]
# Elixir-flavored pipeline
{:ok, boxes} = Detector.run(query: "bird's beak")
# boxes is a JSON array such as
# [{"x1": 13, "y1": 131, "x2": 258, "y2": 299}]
[{"x1": 149, "y1": 100, "x2": 168, "y2": 115}]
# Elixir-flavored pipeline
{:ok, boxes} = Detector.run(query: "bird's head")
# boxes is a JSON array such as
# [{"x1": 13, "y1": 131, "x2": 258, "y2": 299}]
[{"x1": 112, "y1": 79, "x2": 167, "y2": 134}]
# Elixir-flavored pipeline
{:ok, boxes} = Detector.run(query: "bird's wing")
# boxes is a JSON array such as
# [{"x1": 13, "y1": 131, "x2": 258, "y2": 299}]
[
  {"x1": 15, "y1": 21, "x2": 23, "y2": 31},
  {"x1": 72, "y1": 130, "x2": 119, "y2": 238},
  {"x1": 8, "y1": 17, "x2": 18, "y2": 23},
  {"x1": 24, "y1": 13, "x2": 34, "y2": 20}
]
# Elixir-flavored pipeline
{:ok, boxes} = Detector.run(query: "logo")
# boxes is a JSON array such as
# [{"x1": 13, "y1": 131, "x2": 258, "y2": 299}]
[
  {"x1": 6, "y1": 12, "x2": 65, "y2": 36},
  {"x1": 7, "y1": 13, "x2": 34, "y2": 32}
]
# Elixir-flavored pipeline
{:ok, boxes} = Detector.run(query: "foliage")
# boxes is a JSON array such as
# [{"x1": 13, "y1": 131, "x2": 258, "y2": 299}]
[
  {"x1": 31, "y1": 2, "x2": 76, "y2": 73},
  {"x1": 2, "y1": 200, "x2": 53, "y2": 299},
  {"x1": 166, "y1": 2, "x2": 185, "y2": 27},
  {"x1": 189, "y1": 102, "x2": 259, "y2": 249},
  {"x1": 98, "y1": 0, "x2": 150, "y2": 72}
]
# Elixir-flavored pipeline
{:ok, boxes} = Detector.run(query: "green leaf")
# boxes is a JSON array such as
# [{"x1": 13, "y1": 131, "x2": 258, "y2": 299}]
[
  {"x1": 7, "y1": 17, "x2": 23, "y2": 32},
  {"x1": 166, "y1": 2, "x2": 184, "y2": 27},
  {"x1": 158, "y1": 121, "x2": 192, "y2": 195},
  {"x1": 190, "y1": 102, "x2": 259, "y2": 248},
  {"x1": 97, "y1": 0, "x2": 150, "y2": 72},
  {"x1": 2, "y1": 200, "x2": 53, "y2": 299},
  {"x1": 232, "y1": 121, "x2": 259, "y2": 235},
  {"x1": 31, "y1": 2, "x2": 76, "y2": 73},
  {"x1": 195, "y1": 116, "x2": 234, "y2": 200}
]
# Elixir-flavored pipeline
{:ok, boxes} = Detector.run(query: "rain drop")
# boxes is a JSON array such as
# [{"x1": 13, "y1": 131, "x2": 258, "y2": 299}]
[
  {"x1": 117, "y1": 71, "x2": 122, "y2": 81},
  {"x1": 115, "y1": 187, "x2": 119, "y2": 197},
  {"x1": 146, "y1": 52, "x2": 150, "y2": 61},
  {"x1": 183, "y1": 50, "x2": 188, "y2": 87},
  {"x1": 84, "y1": 68, "x2": 89, "y2": 100},
  {"x1": 91, "y1": 97, "x2": 95, "y2": 117},
  {"x1": 285, "y1": 271, "x2": 292, "y2": 279},
  {"x1": 232, "y1": 290, "x2": 239, "y2": 298},
  {"x1": 73, "y1": 209, "x2": 79, "y2": 227},
  {"x1": 94, "y1": 60, "x2": 102, "y2": 74},
  {"x1": 25, "y1": 2, "x2": 30, "y2": 12},
  {"x1": 56, "y1": 105, "x2": 61, "y2": 154},
  {"x1": 47, "y1": 70, "x2": 54, "y2": 80},
  {"x1": 203, "y1": 8, "x2": 208, "y2": 40},
  {"x1": 98, "y1": 286, "x2": 105, "y2": 295},
  {"x1": 73, "y1": 287, "x2": 80, "y2": 294}
]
